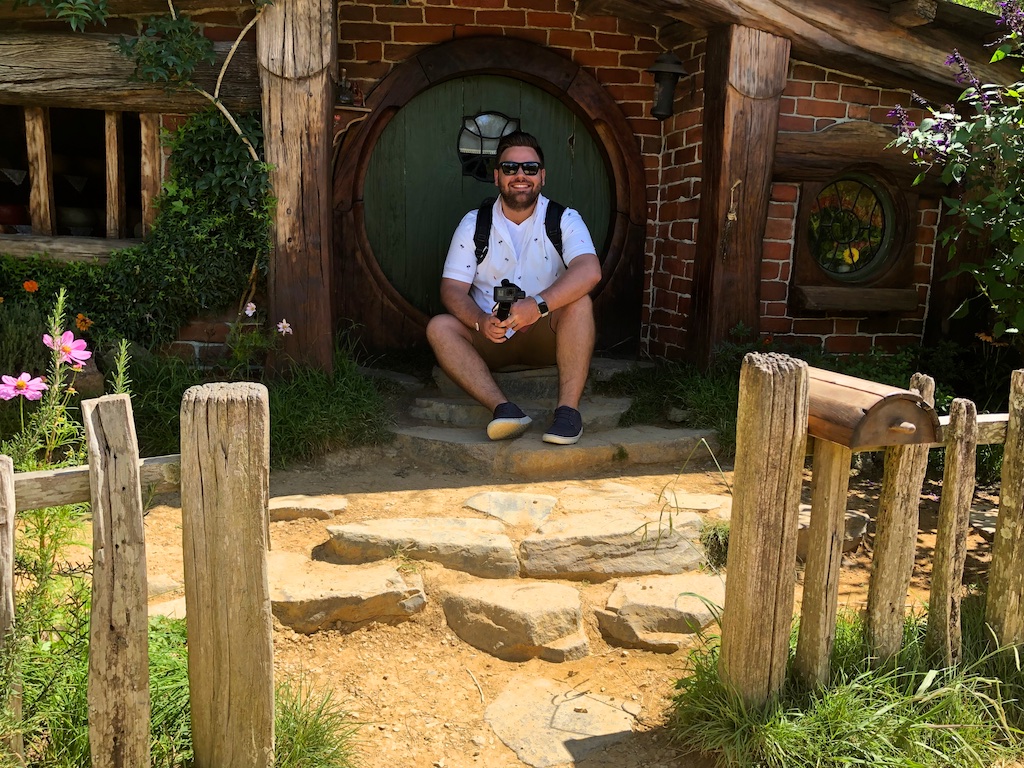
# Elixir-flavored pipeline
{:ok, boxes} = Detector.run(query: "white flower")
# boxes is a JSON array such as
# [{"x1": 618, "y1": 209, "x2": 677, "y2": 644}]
[
  {"x1": 244, "y1": 302, "x2": 256, "y2": 317},
  {"x1": 277, "y1": 319, "x2": 293, "y2": 335}
]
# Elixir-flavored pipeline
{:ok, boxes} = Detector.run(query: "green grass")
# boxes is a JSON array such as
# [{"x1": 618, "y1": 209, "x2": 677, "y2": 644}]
[
  {"x1": 699, "y1": 520, "x2": 730, "y2": 570},
  {"x1": 5, "y1": 614, "x2": 359, "y2": 768},
  {"x1": 671, "y1": 599, "x2": 1024, "y2": 768}
]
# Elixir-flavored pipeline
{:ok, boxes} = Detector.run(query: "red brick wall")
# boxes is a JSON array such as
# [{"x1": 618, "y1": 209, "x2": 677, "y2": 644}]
[{"x1": 642, "y1": 40, "x2": 704, "y2": 359}]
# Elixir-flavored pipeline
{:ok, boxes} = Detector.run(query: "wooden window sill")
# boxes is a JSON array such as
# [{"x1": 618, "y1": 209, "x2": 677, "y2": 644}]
[
  {"x1": 0, "y1": 234, "x2": 140, "y2": 265},
  {"x1": 792, "y1": 285, "x2": 920, "y2": 312}
]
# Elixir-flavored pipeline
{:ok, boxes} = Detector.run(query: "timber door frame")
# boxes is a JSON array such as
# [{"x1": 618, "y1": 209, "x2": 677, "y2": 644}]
[{"x1": 332, "y1": 36, "x2": 646, "y2": 351}]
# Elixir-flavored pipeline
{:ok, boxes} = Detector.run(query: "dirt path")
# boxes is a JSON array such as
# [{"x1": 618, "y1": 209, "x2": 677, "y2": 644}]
[{"x1": 143, "y1": 447, "x2": 995, "y2": 768}]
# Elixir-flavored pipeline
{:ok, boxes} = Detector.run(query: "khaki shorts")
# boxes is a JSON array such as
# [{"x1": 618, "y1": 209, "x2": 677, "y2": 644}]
[{"x1": 471, "y1": 316, "x2": 557, "y2": 371}]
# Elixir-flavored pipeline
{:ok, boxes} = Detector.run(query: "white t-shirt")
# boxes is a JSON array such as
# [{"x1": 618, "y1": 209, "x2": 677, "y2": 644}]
[{"x1": 441, "y1": 195, "x2": 597, "y2": 316}]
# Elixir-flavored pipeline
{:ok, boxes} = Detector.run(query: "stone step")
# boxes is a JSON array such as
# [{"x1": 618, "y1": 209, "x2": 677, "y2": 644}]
[
  {"x1": 408, "y1": 394, "x2": 632, "y2": 430},
  {"x1": 314, "y1": 517, "x2": 520, "y2": 579},
  {"x1": 268, "y1": 551, "x2": 426, "y2": 634},
  {"x1": 390, "y1": 423, "x2": 718, "y2": 480},
  {"x1": 430, "y1": 358, "x2": 653, "y2": 403},
  {"x1": 595, "y1": 573, "x2": 725, "y2": 653},
  {"x1": 441, "y1": 578, "x2": 588, "y2": 662}
]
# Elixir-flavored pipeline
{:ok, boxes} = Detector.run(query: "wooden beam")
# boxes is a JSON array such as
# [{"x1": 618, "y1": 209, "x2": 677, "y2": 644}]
[
  {"x1": 258, "y1": 0, "x2": 335, "y2": 371},
  {"x1": 0, "y1": 0, "x2": 251, "y2": 21},
  {"x1": 23, "y1": 106, "x2": 54, "y2": 236},
  {"x1": 890, "y1": 0, "x2": 937, "y2": 28},
  {"x1": 104, "y1": 111, "x2": 127, "y2": 239},
  {"x1": 0, "y1": 234, "x2": 135, "y2": 262},
  {"x1": 139, "y1": 113, "x2": 162, "y2": 237},
  {"x1": 632, "y1": 0, "x2": 1009, "y2": 97},
  {"x1": 690, "y1": 25, "x2": 791, "y2": 365},
  {"x1": 791, "y1": 286, "x2": 920, "y2": 312},
  {"x1": 0, "y1": 33, "x2": 261, "y2": 113}
]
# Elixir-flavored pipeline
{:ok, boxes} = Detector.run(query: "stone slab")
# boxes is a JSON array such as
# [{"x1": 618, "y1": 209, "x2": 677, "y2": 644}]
[
  {"x1": 409, "y1": 394, "x2": 631, "y2": 431},
  {"x1": 796, "y1": 504, "x2": 870, "y2": 561},
  {"x1": 269, "y1": 493, "x2": 348, "y2": 522},
  {"x1": 443, "y1": 579, "x2": 587, "y2": 662},
  {"x1": 148, "y1": 573, "x2": 182, "y2": 598},
  {"x1": 149, "y1": 597, "x2": 187, "y2": 619},
  {"x1": 485, "y1": 676, "x2": 637, "y2": 768},
  {"x1": 970, "y1": 508, "x2": 997, "y2": 541},
  {"x1": 391, "y1": 424, "x2": 718, "y2": 480},
  {"x1": 463, "y1": 491, "x2": 557, "y2": 528},
  {"x1": 268, "y1": 551, "x2": 425, "y2": 634},
  {"x1": 595, "y1": 573, "x2": 725, "y2": 652},
  {"x1": 519, "y1": 509, "x2": 703, "y2": 581},
  {"x1": 316, "y1": 517, "x2": 520, "y2": 578}
]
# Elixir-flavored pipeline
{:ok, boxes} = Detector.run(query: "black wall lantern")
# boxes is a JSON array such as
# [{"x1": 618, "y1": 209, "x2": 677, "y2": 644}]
[{"x1": 647, "y1": 52, "x2": 689, "y2": 121}]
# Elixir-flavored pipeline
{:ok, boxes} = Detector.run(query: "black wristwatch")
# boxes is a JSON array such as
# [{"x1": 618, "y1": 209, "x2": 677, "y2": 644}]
[{"x1": 534, "y1": 295, "x2": 549, "y2": 318}]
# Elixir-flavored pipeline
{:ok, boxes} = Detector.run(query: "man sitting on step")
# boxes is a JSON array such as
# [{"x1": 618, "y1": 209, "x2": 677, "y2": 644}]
[{"x1": 426, "y1": 131, "x2": 602, "y2": 446}]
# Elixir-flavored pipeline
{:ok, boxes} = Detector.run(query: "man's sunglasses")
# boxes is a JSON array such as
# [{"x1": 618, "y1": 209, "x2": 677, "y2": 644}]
[{"x1": 498, "y1": 161, "x2": 543, "y2": 176}]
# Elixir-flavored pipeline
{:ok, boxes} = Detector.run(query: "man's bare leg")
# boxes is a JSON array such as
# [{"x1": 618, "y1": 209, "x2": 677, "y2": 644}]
[
  {"x1": 426, "y1": 315, "x2": 506, "y2": 409},
  {"x1": 550, "y1": 295, "x2": 595, "y2": 409}
]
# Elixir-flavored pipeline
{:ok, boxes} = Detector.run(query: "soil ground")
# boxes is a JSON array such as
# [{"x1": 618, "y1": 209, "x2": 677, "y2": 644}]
[{"x1": 142, "y1": 446, "x2": 998, "y2": 768}]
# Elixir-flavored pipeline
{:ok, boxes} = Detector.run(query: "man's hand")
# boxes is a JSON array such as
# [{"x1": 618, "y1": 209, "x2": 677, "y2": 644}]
[
  {"x1": 480, "y1": 311, "x2": 510, "y2": 343},
  {"x1": 499, "y1": 298, "x2": 541, "y2": 335}
]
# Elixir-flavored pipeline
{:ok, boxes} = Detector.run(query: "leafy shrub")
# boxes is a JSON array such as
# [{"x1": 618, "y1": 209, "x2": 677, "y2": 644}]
[{"x1": 699, "y1": 520, "x2": 730, "y2": 570}]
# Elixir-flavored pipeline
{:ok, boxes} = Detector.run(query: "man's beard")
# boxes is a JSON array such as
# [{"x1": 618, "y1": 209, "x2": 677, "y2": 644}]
[{"x1": 500, "y1": 185, "x2": 541, "y2": 212}]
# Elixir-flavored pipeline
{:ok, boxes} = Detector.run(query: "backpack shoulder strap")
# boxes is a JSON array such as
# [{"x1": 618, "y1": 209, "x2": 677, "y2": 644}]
[
  {"x1": 474, "y1": 197, "x2": 496, "y2": 264},
  {"x1": 544, "y1": 199, "x2": 567, "y2": 268}
]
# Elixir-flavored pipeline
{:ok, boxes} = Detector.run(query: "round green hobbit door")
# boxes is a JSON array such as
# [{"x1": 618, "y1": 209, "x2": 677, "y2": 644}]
[{"x1": 362, "y1": 74, "x2": 613, "y2": 318}]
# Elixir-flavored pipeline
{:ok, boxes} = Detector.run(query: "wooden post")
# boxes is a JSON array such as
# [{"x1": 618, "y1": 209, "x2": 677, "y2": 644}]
[
  {"x1": 866, "y1": 373, "x2": 935, "y2": 663},
  {"x1": 794, "y1": 439, "x2": 853, "y2": 687},
  {"x1": 925, "y1": 398, "x2": 977, "y2": 666},
  {"x1": 719, "y1": 353, "x2": 808, "y2": 706},
  {"x1": 140, "y1": 112, "x2": 162, "y2": 237},
  {"x1": 180, "y1": 383, "x2": 273, "y2": 768},
  {"x1": 104, "y1": 111, "x2": 127, "y2": 239},
  {"x1": 257, "y1": 0, "x2": 336, "y2": 370},
  {"x1": 988, "y1": 370, "x2": 1024, "y2": 647},
  {"x1": 689, "y1": 25, "x2": 790, "y2": 365},
  {"x1": 0, "y1": 455, "x2": 22, "y2": 765},
  {"x1": 23, "y1": 107, "x2": 55, "y2": 236},
  {"x1": 83, "y1": 396, "x2": 150, "y2": 768}
]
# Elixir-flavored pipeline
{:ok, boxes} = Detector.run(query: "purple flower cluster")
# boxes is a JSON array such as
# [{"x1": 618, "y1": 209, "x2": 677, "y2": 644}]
[
  {"x1": 998, "y1": 0, "x2": 1024, "y2": 40},
  {"x1": 944, "y1": 48, "x2": 999, "y2": 112},
  {"x1": 888, "y1": 104, "x2": 916, "y2": 136}
]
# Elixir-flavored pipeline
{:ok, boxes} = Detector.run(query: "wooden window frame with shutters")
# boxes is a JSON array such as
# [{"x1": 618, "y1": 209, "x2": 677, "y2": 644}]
[{"x1": 0, "y1": 27, "x2": 261, "y2": 265}]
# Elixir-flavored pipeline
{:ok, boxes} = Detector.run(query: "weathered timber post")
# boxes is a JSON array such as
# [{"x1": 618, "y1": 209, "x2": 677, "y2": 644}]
[
  {"x1": 689, "y1": 25, "x2": 790, "y2": 365},
  {"x1": 866, "y1": 372, "x2": 935, "y2": 663},
  {"x1": 988, "y1": 370, "x2": 1024, "y2": 646},
  {"x1": 257, "y1": 0, "x2": 336, "y2": 370},
  {"x1": 82, "y1": 396, "x2": 150, "y2": 768},
  {"x1": 794, "y1": 439, "x2": 853, "y2": 687},
  {"x1": 719, "y1": 353, "x2": 808, "y2": 705},
  {"x1": 925, "y1": 398, "x2": 977, "y2": 666},
  {"x1": 0, "y1": 455, "x2": 22, "y2": 765},
  {"x1": 181, "y1": 383, "x2": 273, "y2": 768}
]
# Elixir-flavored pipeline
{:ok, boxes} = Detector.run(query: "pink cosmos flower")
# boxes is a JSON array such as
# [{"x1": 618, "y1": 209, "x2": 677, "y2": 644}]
[
  {"x1": 0, "y1": 373, "x2": 48, "y2": 401},
  {"x1": 43, "y1": 330, "x2": 92, "y2": 366},
  {"x1": 244, "y1": 302, "x2": 257, "y2": 317},
  {"x1": 277, "y1": 319, "x2": 293, "y2": 335}
]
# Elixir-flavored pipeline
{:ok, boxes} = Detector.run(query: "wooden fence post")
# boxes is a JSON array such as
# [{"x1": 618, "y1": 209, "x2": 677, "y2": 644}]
[
  {"x1": 180, "y1": 383, "x2": 273, "y2": 768},
  {"x1": 719, "y1": 353, "x2": 809, "y2": 706},
  {"x1": 988, "y1": 370, "x2": 1024, "y2": 647},
  {"x1": 794, "y1": 439, "x2": 853, "y2": 687},
  {"x1": 866, "y1": 373, "x2": 935, "y2": 663},
  {"x1": 925, "y1": 398, "x2": 977, "y2": 666},
  {"x1": 0, "y1": 455, "x2": 22, "y2": 765},
  {"x1": 82, "y1": 395, "x2": 150, "y2": 768}
]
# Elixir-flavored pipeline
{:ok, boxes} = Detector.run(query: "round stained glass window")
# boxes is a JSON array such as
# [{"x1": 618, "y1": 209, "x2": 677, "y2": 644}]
[{"x1": 809, "y1": 173, "x2": 896, "y2": 281}]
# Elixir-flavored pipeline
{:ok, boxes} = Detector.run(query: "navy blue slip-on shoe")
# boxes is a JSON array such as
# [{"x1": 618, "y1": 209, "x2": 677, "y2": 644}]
[
  {"x1": 487, "y1": 401, "x2": 532, "y2": 441},
  {"x1": 542, "y1": 405, "x2": 583, "y2": 445}
]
